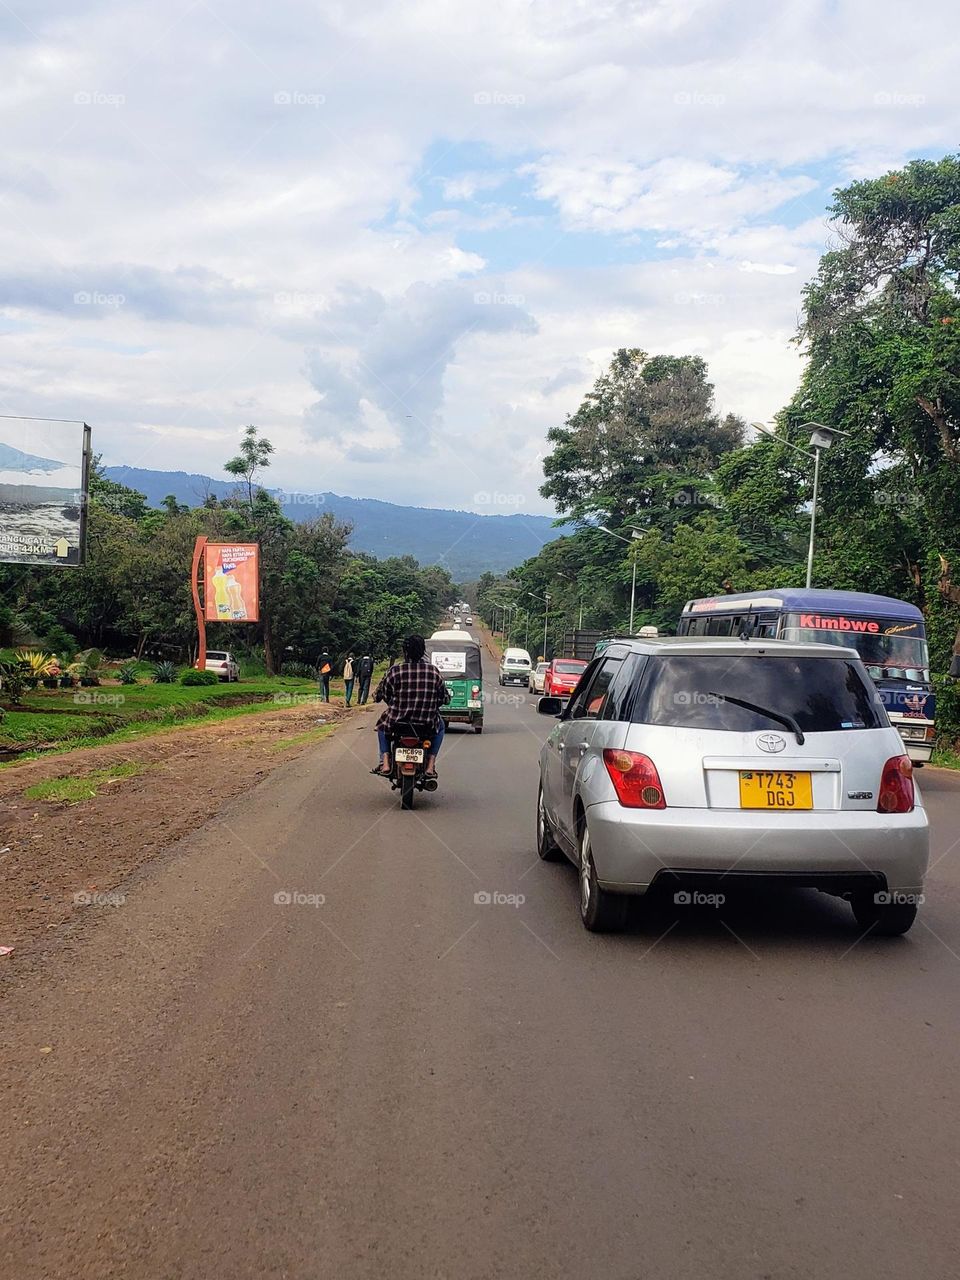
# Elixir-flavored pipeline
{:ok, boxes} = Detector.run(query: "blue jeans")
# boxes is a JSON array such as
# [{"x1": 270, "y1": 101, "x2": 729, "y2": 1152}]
[
  {"x1": 344, "y1": 678, "x2": 355, "y2": 705},
  {"x1": 378, "y1": 718, "x2": 444, "y2": 759}
]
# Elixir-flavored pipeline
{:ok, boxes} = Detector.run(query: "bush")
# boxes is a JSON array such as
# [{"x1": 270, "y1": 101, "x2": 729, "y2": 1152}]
[
  {"x1": 0, "y1": 659, "x2": 27, "y2": 704},
  {"x1": 180, "y1": 668, "x2": 220, "y2": 686},
  {"x1": 118, "y1": 663, "x2": 139, "y2": 685},
  {"x1": 153, "y1": 661, "x2": 178, "y2": 684},
  {"x1": 280, "y1": 661, "x2": 316, "y2": 678},
  {"x1": 933, "y1": 674, "x2": 960, "y2": 749}
]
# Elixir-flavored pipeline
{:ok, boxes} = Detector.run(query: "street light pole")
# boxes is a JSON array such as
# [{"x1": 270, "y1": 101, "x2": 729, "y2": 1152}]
[
  {"x1": 600, "y1": 525, "x2": 644, "y2": 634},
  {"x1": 806, "y1": 445, "x2": 822, "y2": 590},
  {"x1": 543, "y1": 593, "x2": 550, "y2": 659},
  {"x1": 752, "y1": 420, "x2": 845, "y2": 591}
]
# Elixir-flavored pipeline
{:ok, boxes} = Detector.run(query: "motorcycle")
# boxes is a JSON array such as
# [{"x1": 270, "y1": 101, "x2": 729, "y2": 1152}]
[{"x1": 380, "y1": 720, "x2": 439, "y2": 810}]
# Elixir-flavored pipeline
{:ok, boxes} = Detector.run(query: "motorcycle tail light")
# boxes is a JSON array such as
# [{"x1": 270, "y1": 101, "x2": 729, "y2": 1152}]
[
  {"x1": 877, "y1": 755, "x2": 915, "y2": 813},
  {"x1": 602, "y1": 749, "x2": 666, "y2": 809}
]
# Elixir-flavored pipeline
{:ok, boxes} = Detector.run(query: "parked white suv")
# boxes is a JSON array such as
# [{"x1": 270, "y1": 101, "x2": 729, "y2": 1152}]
[{"x1": 204, "y1": 650, "x2": 239, "y2": 681}]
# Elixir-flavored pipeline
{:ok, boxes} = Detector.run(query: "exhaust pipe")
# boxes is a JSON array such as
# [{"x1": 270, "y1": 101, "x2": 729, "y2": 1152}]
[{"x1": 422, "y1": 777, "x2": 438, "y2": 792}]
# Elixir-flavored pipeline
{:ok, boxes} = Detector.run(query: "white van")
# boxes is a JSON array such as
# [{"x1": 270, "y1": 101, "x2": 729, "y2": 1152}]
[{"x1": 499, "y1": 647, "x2": 532, "y2": 686}]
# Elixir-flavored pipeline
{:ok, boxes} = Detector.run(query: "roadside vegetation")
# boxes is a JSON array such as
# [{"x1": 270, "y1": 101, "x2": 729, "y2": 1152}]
[{"x1": 477, "y1": 154, "x2": 960, "y2": 754}]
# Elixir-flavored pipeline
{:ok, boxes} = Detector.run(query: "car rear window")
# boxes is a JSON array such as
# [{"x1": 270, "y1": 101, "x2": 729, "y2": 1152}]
[
  {"x1": 555, "y1": 661, "x2": 586, "y2": 674},
  {"x1": 634, "y1": 655, "x2": 886, "y2": 733},
  {"x1": 207, "y1": 652, "x2": 228, "y2": 660}
]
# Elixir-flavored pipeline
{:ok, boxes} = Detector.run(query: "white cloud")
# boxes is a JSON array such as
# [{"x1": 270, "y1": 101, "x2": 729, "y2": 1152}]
[{"x1": 0, "y1": 0, "x2": 956, "y2": 515}]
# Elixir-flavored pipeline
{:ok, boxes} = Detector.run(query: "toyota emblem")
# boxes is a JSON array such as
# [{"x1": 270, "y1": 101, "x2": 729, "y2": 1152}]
[{"x1": 757, "y1": 733, "x2": 786, "y2": 753}]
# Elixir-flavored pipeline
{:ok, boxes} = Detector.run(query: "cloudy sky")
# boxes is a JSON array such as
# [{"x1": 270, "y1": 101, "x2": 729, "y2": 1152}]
[{"x1": 1, "y1": 0, "x2": 955, "y2": 514}]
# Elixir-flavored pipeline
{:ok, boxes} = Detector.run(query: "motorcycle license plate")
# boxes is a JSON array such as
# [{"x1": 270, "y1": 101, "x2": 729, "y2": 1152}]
[
  {"x1": 394, "y1": 747, "x2": 424, "y2": 763},
  {"x1": 739, "y1": 770, "x2": 812, "y2": 810}
]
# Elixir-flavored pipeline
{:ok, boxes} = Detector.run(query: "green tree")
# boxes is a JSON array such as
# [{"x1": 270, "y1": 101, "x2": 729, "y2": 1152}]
[
  {"x1": 540, "y1": 348, "x2": 745, "y2": 527},
  {"x1": 224, "y1": 425, "x2": 275, "y2": 509},
  {"x1": 793, "y1": 153, "x2": 960, "y2": 666}
]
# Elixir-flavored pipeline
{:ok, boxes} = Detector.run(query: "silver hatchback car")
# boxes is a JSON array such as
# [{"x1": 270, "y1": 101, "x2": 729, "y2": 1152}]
[{"x1": 536, "y1": 637, "x2": 929, "y2": 935}]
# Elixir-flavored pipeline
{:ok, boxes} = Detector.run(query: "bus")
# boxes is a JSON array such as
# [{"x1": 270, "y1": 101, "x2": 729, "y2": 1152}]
[{"x1": 677, "y1": 588, "x2": 935, "y2": 764}]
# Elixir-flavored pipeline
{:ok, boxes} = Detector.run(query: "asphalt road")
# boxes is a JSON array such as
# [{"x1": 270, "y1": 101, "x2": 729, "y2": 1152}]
[{"x1": 4, "y1": 660, "x2": 960, "y2": 1279}]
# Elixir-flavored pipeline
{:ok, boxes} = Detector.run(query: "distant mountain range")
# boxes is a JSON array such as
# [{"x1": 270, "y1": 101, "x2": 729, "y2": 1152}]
[{"x1": 103, "y1": 466, "x2": 567, "y2": 579}]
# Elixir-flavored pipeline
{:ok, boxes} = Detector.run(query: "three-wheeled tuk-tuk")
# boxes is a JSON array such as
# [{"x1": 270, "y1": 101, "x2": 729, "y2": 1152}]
[{"x1": 426, "y1": 633, "x2": 484, "y2": 734}]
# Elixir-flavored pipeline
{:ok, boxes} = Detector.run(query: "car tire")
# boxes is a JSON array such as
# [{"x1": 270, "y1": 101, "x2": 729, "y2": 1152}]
[
  {"x1": 474, "y1": 723, "x2": 483, "y2": 734},
  {"x1": 536, "y1": 783, "x2": 563, "y2": 862},
  {"x1": 850, "y1": 893, "x2": 918, "y2": 936},
  {"x1": 578, "y1": 820, "x2": 627, "y2": 932}
]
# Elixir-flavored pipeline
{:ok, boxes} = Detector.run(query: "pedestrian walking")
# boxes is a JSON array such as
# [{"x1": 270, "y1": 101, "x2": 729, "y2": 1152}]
[
  {"x1": 318, "y1": 650, "x2": 332, "y2": 702},
  {"x1": 357, "y1": 654, "x2": 374, "y2": 704},
  {"x1": 343, "y1": 653, "x2": 356, "y2": 706}
]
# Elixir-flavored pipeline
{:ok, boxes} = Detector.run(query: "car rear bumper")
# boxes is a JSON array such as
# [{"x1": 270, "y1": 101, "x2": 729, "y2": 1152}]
[{"x1": 584, "y1": 800, "x2": 929, "y2": 896}]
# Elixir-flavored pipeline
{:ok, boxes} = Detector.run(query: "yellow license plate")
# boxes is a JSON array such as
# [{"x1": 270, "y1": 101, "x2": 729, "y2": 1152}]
[{"x1": 739, "y1": 770, "x2": 812, "y2": 810}]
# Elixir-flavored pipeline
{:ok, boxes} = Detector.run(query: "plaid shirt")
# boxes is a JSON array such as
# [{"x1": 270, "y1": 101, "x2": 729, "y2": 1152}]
[{"x1": 375, "y1": 659, "x2": 451, "y2": 732}]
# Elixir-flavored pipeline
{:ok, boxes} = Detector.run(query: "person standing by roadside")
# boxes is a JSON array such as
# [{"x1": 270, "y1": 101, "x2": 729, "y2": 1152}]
[
  {"x1": 357, "y1": 654, "x2": 374, "y2": 704},
  {"x1": 318, "y1": 651, "x2": 332, "y2": 702},
  {"x1": 343, "y1": 653, "x2": 356, "y2": 706}
]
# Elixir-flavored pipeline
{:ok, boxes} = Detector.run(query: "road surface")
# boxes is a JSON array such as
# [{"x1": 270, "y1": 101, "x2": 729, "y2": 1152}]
[{"x1": 3, "y1": 665, "x2": 960, "y2": 1279}]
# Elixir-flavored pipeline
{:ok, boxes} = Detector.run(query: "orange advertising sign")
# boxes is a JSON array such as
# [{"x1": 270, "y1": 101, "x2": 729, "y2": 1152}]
[{"x1": 203, "y1": 542, "x2": 260, "y2": 622}]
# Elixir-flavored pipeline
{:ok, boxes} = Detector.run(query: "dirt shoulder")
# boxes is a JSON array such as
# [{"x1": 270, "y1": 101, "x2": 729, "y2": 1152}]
[{"x1": 0, "y1": 694, "x2": 375, "y2": 968}]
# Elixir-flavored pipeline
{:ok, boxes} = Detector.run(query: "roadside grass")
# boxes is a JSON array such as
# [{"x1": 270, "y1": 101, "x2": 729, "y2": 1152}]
[
  {"x1": 268, "y1": 724, "x2": 337, "y2": 752},
  {"x1": 24, "y1": 762, "x2": 148, "y2": 804},
  {"x1": 932, "y1": 744, "x2": 960, "y2": 770},
  {"x1": 0, "y1": 675, "x2": 319, "y2": 761}
]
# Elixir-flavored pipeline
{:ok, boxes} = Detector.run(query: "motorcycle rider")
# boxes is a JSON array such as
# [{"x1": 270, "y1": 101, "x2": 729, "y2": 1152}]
[{"x1": 371, "y1": 634, "x2": 450, "y2": 779}]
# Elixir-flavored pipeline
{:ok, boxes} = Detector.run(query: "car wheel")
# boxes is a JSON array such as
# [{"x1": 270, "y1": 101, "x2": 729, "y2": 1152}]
[
  {"x1": 474, "y1": 723, "x2": 483, "y2": 734},
  {"x1": 578, "y1": 820, "x2": 627, "y2": 932},
  {"x1": 536, "y1": 783, "x2": 563, "y2": 862},
  {"x1": 850, "y1": 893, "x2": 918, "y2": 936}
]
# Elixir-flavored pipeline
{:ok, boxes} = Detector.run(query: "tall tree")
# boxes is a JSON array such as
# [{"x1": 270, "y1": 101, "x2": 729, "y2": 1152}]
[
  {"x1": 795, "y1": 153, "x2": 960, "y2": 666},
  {"x1": 540, "y1": 348, "x2": 745, "y2": 527},
  {"x1": 224, "y1": 425, "x2": 275, "y2": 509}
]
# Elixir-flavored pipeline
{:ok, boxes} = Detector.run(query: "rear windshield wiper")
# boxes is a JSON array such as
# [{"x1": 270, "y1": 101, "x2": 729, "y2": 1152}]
[{"x1": 706, "y1": 692, "x2": 805, "y2": 745}]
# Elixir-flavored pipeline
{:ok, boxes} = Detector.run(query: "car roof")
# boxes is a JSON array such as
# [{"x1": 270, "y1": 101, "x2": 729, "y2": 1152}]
[
  {"x1": 681, "y1": 587, "x2": 922, "y2": 621},
  {"x1": 552, "y1": 656, "x2": 587, "y2": 664},
  {"x1": 604, "y1": 636, "x2": 861, "y2": 659}
]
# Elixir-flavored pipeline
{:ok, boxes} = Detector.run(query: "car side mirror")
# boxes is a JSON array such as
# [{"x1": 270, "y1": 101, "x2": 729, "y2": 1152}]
[{"x1": 537, "y1": 696, "x2": 563, "y2": 717}]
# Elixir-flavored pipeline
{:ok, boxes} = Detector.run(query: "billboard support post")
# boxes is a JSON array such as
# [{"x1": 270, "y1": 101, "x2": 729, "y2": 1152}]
[{"x1": 191, "y1": 535, "x2": 208, "y2": 670}]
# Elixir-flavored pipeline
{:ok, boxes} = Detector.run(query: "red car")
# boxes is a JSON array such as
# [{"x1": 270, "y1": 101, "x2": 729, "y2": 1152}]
[{"x1": 543, "y1": 658, "x2": 587, "y2": 699}]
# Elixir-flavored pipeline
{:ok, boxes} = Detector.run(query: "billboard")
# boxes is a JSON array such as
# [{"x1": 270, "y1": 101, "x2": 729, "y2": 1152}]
[
  {"x1": 0, "y1": 416, "x2": 91, "y2": 566},
  {"x1": 203, "y1": 543, "x2": 260, "y2": 622}
]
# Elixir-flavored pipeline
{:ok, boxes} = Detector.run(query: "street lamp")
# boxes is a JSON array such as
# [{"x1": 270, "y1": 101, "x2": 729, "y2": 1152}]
[
  {"x1": 752, "y1": 420, "x2": 847, "y2": 589},
  {"x1": 527, "y1": 590, "x2": 551, "y2": 658},
  {"x1": 599, "y1": 526, "x2": 645, "y2": 632}
]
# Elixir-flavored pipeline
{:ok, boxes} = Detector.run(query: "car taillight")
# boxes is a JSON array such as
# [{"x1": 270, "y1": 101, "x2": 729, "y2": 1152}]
[
  {"x1": 880, "y1": 752, "x2": 916, "y2": 814},
  {"x1": 472, "y1": 685, "x2": 480, "y2": 696},
  {"x1": 877, "y1": 755, "x2": 914, "y2": 813},
  {"x1": 602, "y1": 749, "x2": 666, "y2": 809}
]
